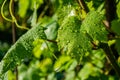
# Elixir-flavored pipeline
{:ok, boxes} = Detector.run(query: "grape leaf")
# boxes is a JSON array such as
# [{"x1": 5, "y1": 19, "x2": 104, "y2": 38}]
[
  {"x1": 59, "y1": 0, "x2": 75, "y2": 5},
  {"x1": 45, "y1": 21, "x2": 59, "y2": 40},
  {"x1": 56, "y1": 0, "x2": 78, "y2": 25},
  {"x1": 57, "y1": 16, "x2": 92, "y2": 60},
  {"x1": 54, "y1": 55, "x2": 71, "y2": 71},
  {"x1": 80, "y1": 11, "x2": 108, "y2": 42},
  {"x1": 18, "y1": 0, "x2": 29, "y2": 18},
  {"x1": 111, "y1": 19, "x2": 120, "y2": 35},
  {"x1": 56, "y1": 5, "x2": 74, "y2": 25},
  {"x1": 117, "y1": 2, "x2": 120, "y2": 18},
  {"x1": 0, "y1": 24, "x2": 46, "y2": 76}
]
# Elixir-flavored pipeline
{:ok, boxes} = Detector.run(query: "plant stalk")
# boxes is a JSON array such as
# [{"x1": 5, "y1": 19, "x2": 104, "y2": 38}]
[
  {"x1": 77, "y1": 0, "x2": 89, "y2": 13},
  {"x1": 100, "y1": 43, "x2": 120, "y2": 78}
]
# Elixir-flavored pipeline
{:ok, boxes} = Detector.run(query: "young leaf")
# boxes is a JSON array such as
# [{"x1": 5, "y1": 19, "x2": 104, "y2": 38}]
[
  {"x1": 18, "y1": 0, "x2": 29, "y2": 18},
  {"x1": 54, "y1": 55, "x2": 71, "y2": 71},
  {"x1": 45, "y1": 21, "x2": 59, "y2": 40},
  {"x1": 57, "y1": 16, "x2": 92, "y2": 60},
  {"x1": 80, "y1": 11, "x2": 108, "y2": 42},
  {"x1": 0, "y1": 24, "x2": 46, "y2": 76},
  {"x1": 117, "y1": 2, "x2": 120, "y2": 18},
  {"x1": 56, "y1": 0, "x2": 78, "y2": 25}
]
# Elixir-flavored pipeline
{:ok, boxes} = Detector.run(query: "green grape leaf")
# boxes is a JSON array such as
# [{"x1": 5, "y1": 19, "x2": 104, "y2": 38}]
[
  {"x1": 111, "y1": 19, "x2": 120, "y2": 35},
  {"x1": 31, "y1": 6, "x2": 37, "y2": 27},
  {"x1": 56, "y1": 0, "x2": 78, "y2": 25},
  {"x1": 18, "y1": 0, "x2": 29, "y2": 18},
  {"x1": 57, "y1": 16, "x2": 92, "y2": 60},
  {"x1": 54, "y1": 55, "x2": 71, "y2": 71},
  {"x1": 80, "y1": 11, "x2": 108, "y2": 42},
  {"x1": 78, "y1": 62, "x2": 100, "y2": 80},
  {"x1": 0, "y1": 24, "x2": 46, "y2": 76},
  {"x1": 30, "y1": 0, "x2": 43, "y2": 10},
  {"x1": 45, "y1": 21, "x2": 59, "y2": 40},
  {"x1": 117, "y1": 2, "x2": 120, "y2": 18},
  {"x1": 56, "y1": 5, "x2": 73, "y2": 25}
]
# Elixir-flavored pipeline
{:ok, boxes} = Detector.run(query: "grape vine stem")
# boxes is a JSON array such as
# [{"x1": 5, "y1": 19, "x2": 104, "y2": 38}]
[
  {"x1": 77, "y1": 0, "x2": 89, "y2": 13},
  {"x1": 100, "y1": 43, "x2": 120, "y2": 78},
  {"x1": 104, "y1": 0, "x2": 120, "y2": 78}
]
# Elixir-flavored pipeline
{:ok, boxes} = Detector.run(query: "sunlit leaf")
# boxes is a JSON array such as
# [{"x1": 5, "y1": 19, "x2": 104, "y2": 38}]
[
  {"x1": 39, "y1": 58, "x2": 52, "y2": 72},
  {"x1": 91, "y1": 49, "x2": 105, "y2": 68},
  {"x1": 117, "y1": 2, "x2": 120, "y2": 18},
  {"x1": 18, "y1": 0, "x2": 29, "y2": 18},
  {"x1": 80, "y1": 11, "x2": 108, "y2": 42},
  {"x1": 30, "y1": 0, "x2": 43, "y2": 10},
  {"x1": 78, "y1": 62, "x2": 100, "y2": 80},
  {"x1": 57, "y1": 15, "x2": 92, "y2": 60},
  {"x1": 54, "y1": 55, "x2": 71, "y2": 71},
  {"x1": 33, "y1": 39, "x2": 45, "y2": 58}
]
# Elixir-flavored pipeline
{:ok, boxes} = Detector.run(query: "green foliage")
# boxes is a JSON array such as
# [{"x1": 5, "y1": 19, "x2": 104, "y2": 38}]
[
  {"x1": 111, "y1": 19, "x2": 120, "y2": 55},
  {"x1": 80, "y1": 11, "x2": 108, "y2": 42},
  {"x1": 0, "y1": 25, "x2": 46, "y2": 75},
  {"x1": 57, "y1": 15, "x2": 91, "y2": 60},
  {"x1": 54, "y1": 55, "x2": 71, "y2": 71},
  {"x1": 78, "y1": 62, "x2": 100, "y2": 80},
  {"x1": 117, "y1": 1, "x2": 120, "y2": 18},
  {"x1": 18, "y1": 0, "x2": 29, "y2": 18},
  {"x1": 56, "y1": 0, "x2": 79, "y2": 25},
  {"x1": 18, "y1": 0, "x2": 43, "y2": 18},
  {"x1": 45, "y1": 21, "x2": 59, "y2": 40},
  {"x1": 111, "y1": 19, "x2": 120, "y2": 35},
  {"x1": 0, "y1": 0, "x2": 120, "y2": 79}
]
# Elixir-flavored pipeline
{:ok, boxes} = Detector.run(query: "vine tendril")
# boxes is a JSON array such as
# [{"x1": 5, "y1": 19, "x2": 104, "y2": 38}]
[
  {"x1": 1, "y1": 0, "x2": 29, "y2": 30},
  {"x1": 1, "y1": 0, "x2": 12, "y2": 22},
  {"x1": 9, "y1": 0, "x2": 29, "y2": 30}
]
